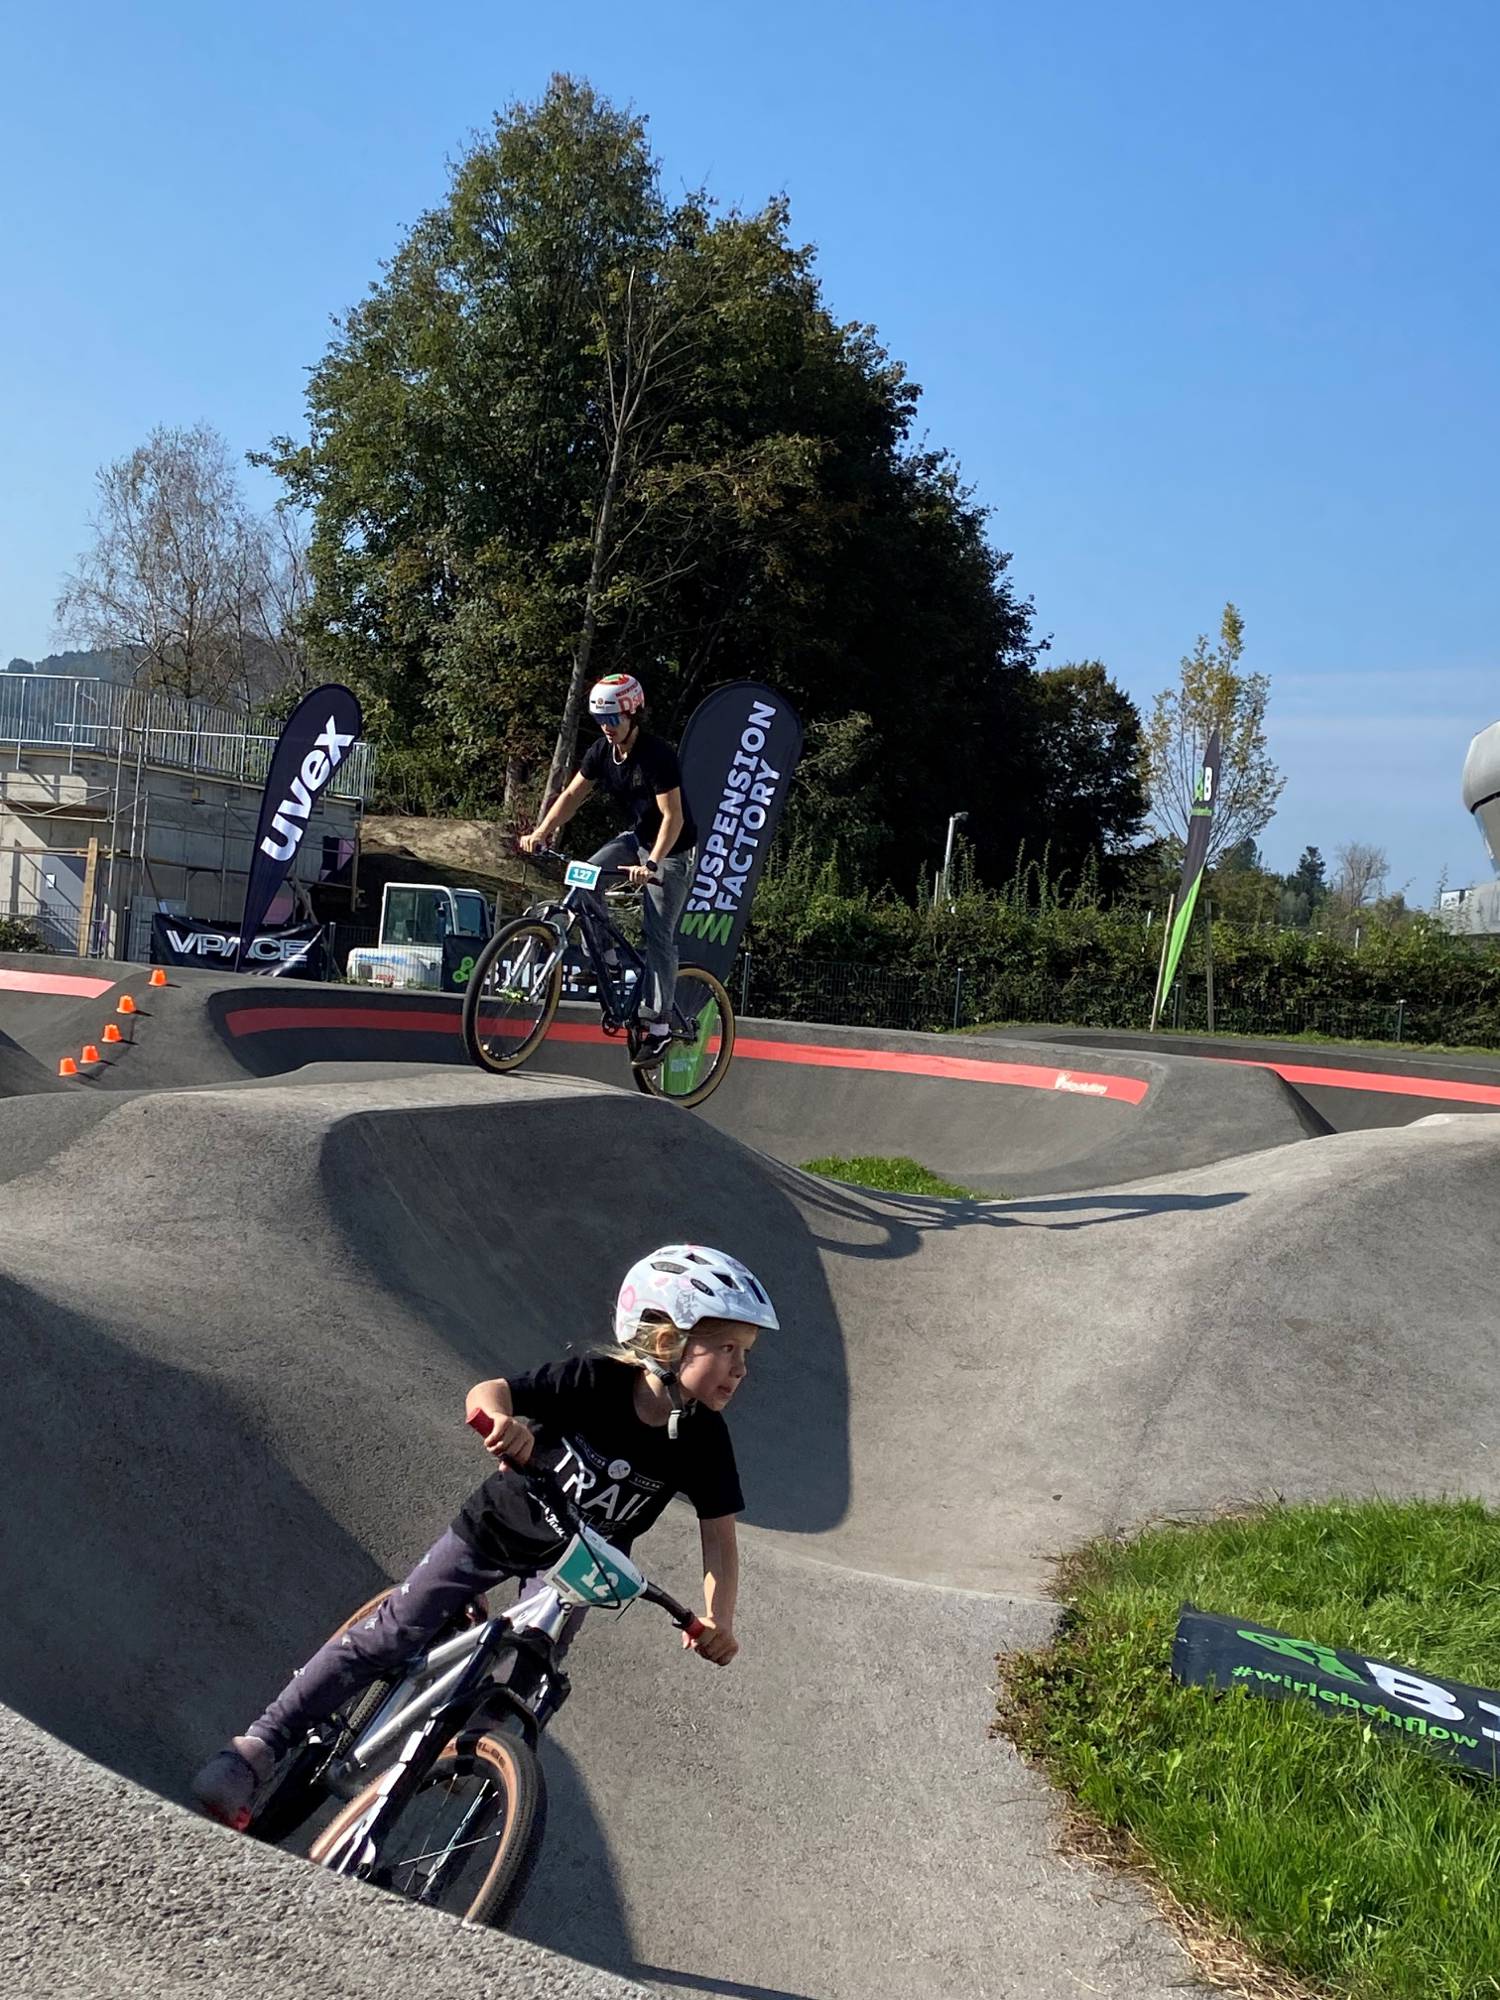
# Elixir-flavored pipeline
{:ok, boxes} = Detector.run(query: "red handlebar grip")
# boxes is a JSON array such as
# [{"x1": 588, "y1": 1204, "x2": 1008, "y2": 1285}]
[
  {"x1": 684, "y1": 1616, "x2": 706, "y2": 1643},
  {"x1": 466, "y1": 1408, "x2": 493, "y2": 1438}
]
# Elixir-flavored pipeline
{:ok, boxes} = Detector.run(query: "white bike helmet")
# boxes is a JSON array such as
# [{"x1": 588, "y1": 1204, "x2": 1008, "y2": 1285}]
[
  {"x1": 615, "y1": 1245, "x2": 779, "y2": 1362},
  {"x1": 589, "y1": 672, "x2": 645, "y2": 720}
]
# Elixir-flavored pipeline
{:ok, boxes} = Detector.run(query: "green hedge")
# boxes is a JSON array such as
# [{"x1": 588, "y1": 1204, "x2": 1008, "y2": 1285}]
[{"x1": 741, "y1": 872, "x2": 1500, "y2": 1046}]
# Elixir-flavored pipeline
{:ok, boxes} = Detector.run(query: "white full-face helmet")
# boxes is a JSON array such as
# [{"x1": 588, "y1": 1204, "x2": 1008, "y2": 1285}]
[
  {"x1": 614, "y1": 1245, "x2": 779, "y2": 1372},
  {"x1": 589, "y1": 673, "x2": 646, "y2": 721}
]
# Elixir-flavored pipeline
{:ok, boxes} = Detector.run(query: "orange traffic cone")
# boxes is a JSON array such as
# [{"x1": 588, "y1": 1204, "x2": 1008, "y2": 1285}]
[
  {"x1": 103, "y1": 1023, "x2": 123, "y2": 1044},
  {"x1": 117, "y1": 994, "x2": 137, "y2": 1015},
  {"x1": 150, "y1": 967, "x2": 168, "y2": 987},
  {"x1": 58, "y1": 1056, "x2": 79, "y2": 1077},
  {"x1": 81, "y1": 1044, "x2": 102, "y2": 1065}
]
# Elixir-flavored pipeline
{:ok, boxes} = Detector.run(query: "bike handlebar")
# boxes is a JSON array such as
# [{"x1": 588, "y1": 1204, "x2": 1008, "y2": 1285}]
[
  {"x1": 465, "y1": 1410, "x2": 704, "y2": 1641},
  {"x1": 519, "y1": 841, "x2": 655, "y2": 883}
]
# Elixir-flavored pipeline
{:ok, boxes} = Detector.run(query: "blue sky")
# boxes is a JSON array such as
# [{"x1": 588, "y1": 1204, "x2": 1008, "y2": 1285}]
[{"x1": 3, "y1": 1, "x2": 1496, "y2": 900}]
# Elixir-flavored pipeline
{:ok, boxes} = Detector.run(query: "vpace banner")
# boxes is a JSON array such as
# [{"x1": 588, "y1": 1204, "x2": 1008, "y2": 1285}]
[
  {"x1": 1174, "y1": 1604, "x2": 1500, "y2": 1778},
  {"x1": 237, "y1": 684, "x2": 362, "y2": 971},
  {"x1": 675, "y1": 681, "x2": 804, "y2": 984},
  {"x1": 152, "y1": 914, "x2": 328, "y2": 980}
]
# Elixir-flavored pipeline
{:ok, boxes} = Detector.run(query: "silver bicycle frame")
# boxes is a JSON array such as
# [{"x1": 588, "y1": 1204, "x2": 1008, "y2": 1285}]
[{"x1": 347, "y1": 1586, "x2": 574, "y2": 1771}]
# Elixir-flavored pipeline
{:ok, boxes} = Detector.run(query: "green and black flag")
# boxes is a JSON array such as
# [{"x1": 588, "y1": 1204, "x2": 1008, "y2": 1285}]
[{"x1": 1151, "y1": 726, "x2": 1220, "y2": 1029}]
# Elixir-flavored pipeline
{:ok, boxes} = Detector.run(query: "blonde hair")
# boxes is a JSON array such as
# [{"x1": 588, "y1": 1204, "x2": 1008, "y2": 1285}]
[{"x1": 608, "y1": 1309, "x2": 746, "y2": 1371}]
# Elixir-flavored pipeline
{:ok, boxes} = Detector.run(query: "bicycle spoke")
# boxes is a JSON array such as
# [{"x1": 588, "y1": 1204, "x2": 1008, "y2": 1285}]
[{"x1": 465, "y1": 921, "x2": 564, "y2": 1072}]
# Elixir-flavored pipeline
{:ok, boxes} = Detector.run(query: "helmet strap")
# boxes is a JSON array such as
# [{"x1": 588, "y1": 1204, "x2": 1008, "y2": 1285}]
[{"x1": 640, "y1": 1350, "x2": 687, "y2": 1438}]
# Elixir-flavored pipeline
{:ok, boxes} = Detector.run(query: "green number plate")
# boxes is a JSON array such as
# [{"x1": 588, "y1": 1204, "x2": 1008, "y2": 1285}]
[{"x1": 544, "y1": 1531, "x2": 646, "y2": 1610}]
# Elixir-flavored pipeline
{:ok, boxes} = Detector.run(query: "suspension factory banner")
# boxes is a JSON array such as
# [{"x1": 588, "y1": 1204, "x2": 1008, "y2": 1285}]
[
  {"x1": 675, "y1": 681, "x2": 803, "y2": 984},
  {"x1": 236, "y1": 684, "x2": 362, "y2": 972},
  {"x1": 1151, "y1": 725, "x2": 1221, "y2": 1026}
]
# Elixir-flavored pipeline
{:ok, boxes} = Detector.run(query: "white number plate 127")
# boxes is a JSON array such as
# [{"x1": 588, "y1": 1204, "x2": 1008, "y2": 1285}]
[{"x1": 564, "y1": 861, "x2": 602, "y2": 890}]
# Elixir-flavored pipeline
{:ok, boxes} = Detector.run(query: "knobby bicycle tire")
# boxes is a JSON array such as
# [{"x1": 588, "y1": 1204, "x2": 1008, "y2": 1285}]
[
  {"x1": 632, "y1": 963, "x2": 736, "y2": 1109},
  {"x1": 462, "y1": 920, "x2": 564, "y2": 1075},
  {"x1": 309, "y1": 1729, "x2": 547, "y2": 1928}
]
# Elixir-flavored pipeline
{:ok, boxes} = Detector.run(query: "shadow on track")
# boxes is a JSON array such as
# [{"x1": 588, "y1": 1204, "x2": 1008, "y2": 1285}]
[{"x1": 774, "y1": 1162, "x2": 1248, "y2": 1262}]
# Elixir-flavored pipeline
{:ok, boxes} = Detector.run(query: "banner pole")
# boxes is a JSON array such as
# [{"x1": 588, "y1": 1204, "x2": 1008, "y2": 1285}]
[
  {"x1": 1149, "y1": 892, "x2": 1175, "y2": 1031},
  {"x1": 1205, "y1": 897, "x2": 1215, "y2": 1034}
]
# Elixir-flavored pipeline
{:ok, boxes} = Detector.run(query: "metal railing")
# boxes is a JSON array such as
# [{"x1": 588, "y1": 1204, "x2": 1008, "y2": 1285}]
[
  {"x1": 0, "y1": 896, "x2": 105, "y2": 956},
  {"x1": 0, "y1": 674, "x2": 376, "y2": 801}
]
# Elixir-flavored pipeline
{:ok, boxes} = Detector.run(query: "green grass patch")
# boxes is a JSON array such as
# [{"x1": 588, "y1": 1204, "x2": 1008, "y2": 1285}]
[
  {"x1": 800, "y1": 1153, "x2": 986, "y2": 1199},
  {"x1": 999, "y1": 1499, "x2": 1500, "y2": 1999}
]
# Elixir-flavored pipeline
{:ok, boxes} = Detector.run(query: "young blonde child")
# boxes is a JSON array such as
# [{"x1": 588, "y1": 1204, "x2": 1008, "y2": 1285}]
[{"x1": 193, "y1": 1245, "x2": 775, "y2": 1829}]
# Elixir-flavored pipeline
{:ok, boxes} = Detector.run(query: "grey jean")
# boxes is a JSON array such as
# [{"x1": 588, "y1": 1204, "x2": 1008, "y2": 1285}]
[
  {"x1": 586, "y1": 834, "x2": 695, "y2": 1023},
  {"x1": 248, "y1": 1529, "x2": 585, "y2": 1759}
]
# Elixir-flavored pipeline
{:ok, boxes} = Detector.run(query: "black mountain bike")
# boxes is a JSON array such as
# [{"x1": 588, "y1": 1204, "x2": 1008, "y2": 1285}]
[
  {"x1": 250, "y1": 1451, "x2": 705, "y2": 1929},
  {"x1": 460, "y1": 846, "x2": 735, "y2": 1109}
]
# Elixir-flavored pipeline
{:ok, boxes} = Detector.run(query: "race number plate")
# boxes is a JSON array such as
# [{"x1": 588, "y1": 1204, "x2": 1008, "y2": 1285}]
[
  {"x1": 564, "y1": 861, "x2": 602, "y2": 890},
  {"x1": 544, "y1": 1531, "x2": 646, "y2": 1610}
]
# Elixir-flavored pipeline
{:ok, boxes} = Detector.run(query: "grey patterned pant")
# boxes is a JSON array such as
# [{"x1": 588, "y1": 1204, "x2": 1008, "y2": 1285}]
[
  {"x1": 248, "y1": 1529, "x2": 585, "y2": 1758},
  {"x1": 586, "y1": 835, "x2": 695, "y2": 1022}
]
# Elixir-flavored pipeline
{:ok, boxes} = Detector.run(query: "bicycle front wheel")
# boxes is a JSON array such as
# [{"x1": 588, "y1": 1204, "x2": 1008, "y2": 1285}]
[
  {"x1": 462, "y1": 921, "x2": 564, "y2": 1075},
  {"x1": 309, "y1": 1730, "x2": 546, "y2": 1928},
  {"x1": 633, "y1": 964, "x2": 736, "y2": 1109}
]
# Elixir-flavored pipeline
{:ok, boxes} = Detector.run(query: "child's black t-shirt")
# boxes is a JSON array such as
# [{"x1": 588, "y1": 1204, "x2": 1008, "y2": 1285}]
[{"x1": 452, "y1": 1355, "x2": 744, "y2": 1568}]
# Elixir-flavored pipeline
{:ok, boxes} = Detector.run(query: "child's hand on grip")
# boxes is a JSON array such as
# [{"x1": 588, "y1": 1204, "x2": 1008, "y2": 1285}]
[{"x1": 466, "y1": 1407, "x2": 535, "y2": 1464}]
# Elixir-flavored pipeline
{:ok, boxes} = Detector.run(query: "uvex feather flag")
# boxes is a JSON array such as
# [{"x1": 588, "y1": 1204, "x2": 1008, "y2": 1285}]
[
  {"x1": 236, "y1": 685, "x2": 363, "y2": 972},
  {"x1": 674, "y1": 682, "x2": 804, "y2": 983},
  {"x1": 1152, "y1": 726, "x2": 1220, "y2": 1025}
]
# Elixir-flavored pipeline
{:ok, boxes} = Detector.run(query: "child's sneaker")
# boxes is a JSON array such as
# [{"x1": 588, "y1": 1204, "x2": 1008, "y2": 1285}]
[{"x1": 191, "y1": 1735, "x2": 275, "y2": 1831}]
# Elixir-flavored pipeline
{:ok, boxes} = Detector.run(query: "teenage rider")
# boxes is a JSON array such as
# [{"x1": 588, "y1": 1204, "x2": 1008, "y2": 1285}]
[{"x1": 520, "y1": 674, "x2": 697, "y2": 1068}]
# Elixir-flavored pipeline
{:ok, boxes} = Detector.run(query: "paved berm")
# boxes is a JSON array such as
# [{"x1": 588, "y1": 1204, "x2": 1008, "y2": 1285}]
[{"x1": 4, "y1": 957, "x2": 1500, "y2": 1998}]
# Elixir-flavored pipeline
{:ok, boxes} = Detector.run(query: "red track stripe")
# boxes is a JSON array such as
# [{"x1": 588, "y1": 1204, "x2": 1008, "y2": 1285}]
[
  {"x1": 218, "y1": 1000, "x2": 1500, "y2": 1105},
  {"x1": 1222, "y1": 1057, "x2": 1500, "y2": 1108},
  {"x1": 0, "y1": 968, "x2": 116, "y2": 999},
  {"x1": 221, "y1": 1003, "x2": 1148, "y2": 1101},
  {"x1": 734, "y1": 1036, "x2": 1149, "y2": 1100}
]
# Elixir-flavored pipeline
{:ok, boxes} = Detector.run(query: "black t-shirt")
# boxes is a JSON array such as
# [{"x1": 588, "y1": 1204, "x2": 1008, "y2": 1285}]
[
  {"x1": 453, "y1": 1355, "x2": 743, "y2": 1568},
  {"x1": 579, "y1": 732, "x2": 697, "y2": 856}
]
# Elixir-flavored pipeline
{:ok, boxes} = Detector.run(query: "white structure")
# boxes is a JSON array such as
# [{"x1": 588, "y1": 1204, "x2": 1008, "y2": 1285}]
[
  {"x1": 1440, "y1": 722, "x2": 1500, "y2": 935},
  {"x1": 0, "y1": 673, "x2": 375, "y2": 958}
]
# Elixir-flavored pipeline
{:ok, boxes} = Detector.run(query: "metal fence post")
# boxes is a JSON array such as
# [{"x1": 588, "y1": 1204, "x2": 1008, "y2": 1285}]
[
  {"x1": 1395, "y1": 998, "x2": 1405, "y2": 1043},
  {"x1": 952, "y1": 963, "x2": 964, "y2": 1030}
]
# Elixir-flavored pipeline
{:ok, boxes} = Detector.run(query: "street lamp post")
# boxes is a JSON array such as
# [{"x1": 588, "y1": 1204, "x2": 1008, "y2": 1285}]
[{"x1": 939, "y1": 811, "x2": 968, "y2": 906}]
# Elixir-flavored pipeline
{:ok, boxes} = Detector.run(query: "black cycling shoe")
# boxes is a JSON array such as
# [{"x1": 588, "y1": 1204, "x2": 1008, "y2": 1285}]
[{"x1": 630, "y1": 1030, "x2": 673, "y2": 1070}]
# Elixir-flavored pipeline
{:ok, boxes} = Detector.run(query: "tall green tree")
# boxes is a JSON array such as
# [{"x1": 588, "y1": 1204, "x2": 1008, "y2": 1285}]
[
  {"x1": 267, "y1": 75, "x2": 1050, "y2": 887},
  {"x1": 1023, "y1": 662, "x2": 1147, "y2": 888},
  {"x1": 1140, "y1": 603, "x2": 1284, "y2": 867}
]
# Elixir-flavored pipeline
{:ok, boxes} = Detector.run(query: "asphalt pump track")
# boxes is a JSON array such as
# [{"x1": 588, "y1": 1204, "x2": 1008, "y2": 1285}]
[{"x1": 4, "y1": 955, "x2": 1500, "y2": 2000}]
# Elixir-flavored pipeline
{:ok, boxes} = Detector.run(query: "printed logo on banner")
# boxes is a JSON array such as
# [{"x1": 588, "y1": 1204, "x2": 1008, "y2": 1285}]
[
  {"x1": 674, "y1": 681, "x2": 804, "y2": 984},
  {"x1": 259, "y1": 715, "x2": 359, "y2": 864},
  {"x1": 237, "y1": 684, "x2": 362, "y2": 972},
  {"x1": 151, "y1": 913, "x2": 327, "y2": 980},
  {"x1": 1173, "y1": 1604, "x2": 1500, "y2": 1778}
]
